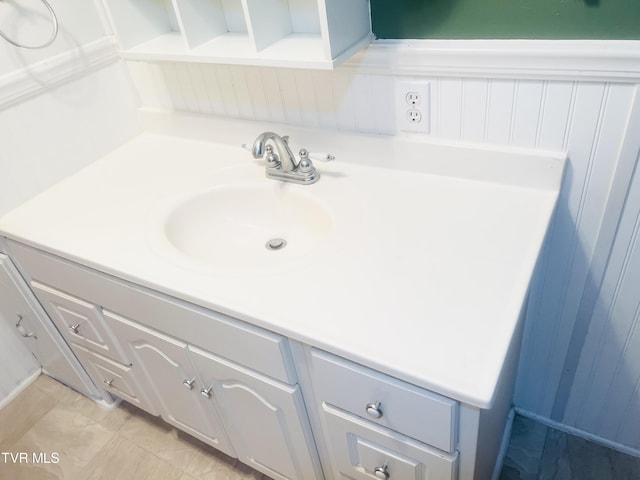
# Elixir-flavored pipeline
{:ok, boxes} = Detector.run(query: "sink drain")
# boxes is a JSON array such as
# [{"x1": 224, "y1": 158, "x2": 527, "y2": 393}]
[{"x1": 266, "y1": 238, "x2": 287, "y2": 250}]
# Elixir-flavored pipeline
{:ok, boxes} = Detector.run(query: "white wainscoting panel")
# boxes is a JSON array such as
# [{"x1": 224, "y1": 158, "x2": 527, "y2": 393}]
[
  {"x1": 519, "y1": 83, "x2": 614, "y2": 413},
  {"x1": 124, "y1": 55, "x2": 640, "y2": 451},
  {"x1": 560, "y1": 98, "x2": 640, "y2": 449}
]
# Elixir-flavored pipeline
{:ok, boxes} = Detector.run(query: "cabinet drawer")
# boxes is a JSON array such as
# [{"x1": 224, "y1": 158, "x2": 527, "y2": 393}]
[
  {"x1": 74, "y1": 345, "x2": 157, "y2": 415},
  {"x1": 32, "y1": 281, "x2": 130, "y2": 365},
  {"x1": 9, "y1": 241, "x2": 296, "y2": 384},
  {"x1": 311, "y1": 349, "x2": 457, "y2": 453},
  {"x1": 323, "y1": 404, "x2": 457, "y2": 480}
]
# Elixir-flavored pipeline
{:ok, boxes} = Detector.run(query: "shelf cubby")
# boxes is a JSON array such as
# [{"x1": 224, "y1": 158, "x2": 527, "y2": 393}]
[
  {"x1": 103, "y1": 0, "x2": 372, "y2": 69},
  {"x1": 106, "y1": 0, "x2": 185, "y2": 52},
  {"x1": 175, "y1": 0, "x2": 249, "y2": 49}
]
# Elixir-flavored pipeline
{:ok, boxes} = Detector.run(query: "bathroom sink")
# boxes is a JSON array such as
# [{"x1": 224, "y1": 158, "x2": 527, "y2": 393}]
[{"x1": 161, "y1": 184, "x2": 333, "y2": 269}]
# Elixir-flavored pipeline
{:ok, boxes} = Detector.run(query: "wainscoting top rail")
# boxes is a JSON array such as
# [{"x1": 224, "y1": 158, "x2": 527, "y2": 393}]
[
  {"x1": 0, "y1": 36, "x2": 118, "y2": 111},
  {"x1": 345, "y1": 40, "x2": 640, "y2": 83}
]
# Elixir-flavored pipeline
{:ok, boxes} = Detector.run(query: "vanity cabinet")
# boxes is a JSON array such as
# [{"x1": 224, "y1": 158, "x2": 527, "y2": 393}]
[
  {"x1": 307, "y1": 349, "x2": 459, "y2": 480},
  {"x1": 106, "y1": 309, "x2": 320, "y2": 479},
  {"x1": 7, "y1": 240, "x2": 322, "y2": 480},
  {"x1": 189, "y1": 345, "x2": 319, "y2": 480},
  {"x1": 0, "y1": 253, "x2": 104, "y2": 401},
  {"x1": 104, "y1": 312, "x2": 235, "y2": 456},
  {"x1": 32, "y1": 281, "x2": 157, "y2": 413},
  {"x1": 5, "y1": 239, "x2": 514, "y2": 480},
  {"x1": 101, "y1": 0, "x2": 372, "y2": 68}
]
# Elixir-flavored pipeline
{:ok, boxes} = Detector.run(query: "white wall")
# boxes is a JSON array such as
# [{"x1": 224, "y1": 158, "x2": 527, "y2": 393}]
[
  {"x1": 0, "y1": 61, "x2": 141, "y2": 215},
  {"x1": 0, "y1": 0, "x2": 140, "y2": 402},
  {"x1": 0, "y1": 0, "x2": 109, "y2": 76},
  {"x1": 124, "y1": 49, "x2": 640, "y2": 452}
]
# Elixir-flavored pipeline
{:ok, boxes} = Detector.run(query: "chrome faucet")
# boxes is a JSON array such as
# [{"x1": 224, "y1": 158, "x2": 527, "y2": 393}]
[{"x1": 244, "y1": 132, "x2": 334, "y2": 185}]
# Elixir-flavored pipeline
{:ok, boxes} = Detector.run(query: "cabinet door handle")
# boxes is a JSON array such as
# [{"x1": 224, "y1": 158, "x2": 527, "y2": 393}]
[
  {"x1": 365, "y1": 401, "x2": 383, "y2": 419},
  {"x1": 183, "y1": 378, "x2": 195, "y2": 390},
  {"x1": 374, "y1": 465, "x2": 390, "y2": 480},
  {"x1": 103, "y1": 379, "x2": 114, "y2": 388},
  {"x1": 15, "y1": 314, "x2": 37, "y2": 339},
  {"x1": 69, "y1": 323, "x2": 81, "y2": 334},
  {"x1": 200, "y1": 387, "x2": 213, "y2": 399}
]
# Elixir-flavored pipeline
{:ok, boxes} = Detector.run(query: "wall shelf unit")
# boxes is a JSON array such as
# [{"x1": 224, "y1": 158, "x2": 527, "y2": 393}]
[{"x1": 102, "y1": 0, "x2": 372, "y2": 69}]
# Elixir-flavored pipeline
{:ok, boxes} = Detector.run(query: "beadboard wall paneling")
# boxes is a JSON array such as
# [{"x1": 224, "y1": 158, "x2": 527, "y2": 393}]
[
  {"x1": 124, "y1": 59, "x2": 640, "y2": 452},
  {"x1": 560, "y1": 94, "x2": 640, "y2": 447},
  {"x1": 517, "y1": 83, "x2": 633, "y2": 416},
  {"x1": 126, "y1": 62, "x2": 398, "y2": 135}
]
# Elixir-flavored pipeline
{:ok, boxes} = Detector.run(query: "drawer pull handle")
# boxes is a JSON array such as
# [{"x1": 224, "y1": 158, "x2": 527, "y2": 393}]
[
  {"x1": 15, "y1": 314, "x2": 38, "y2": 339},
  {"x1": 374, "y1": 465, "x2": 389, "y2": 480},
  {"x1": 69, "y1": 323, "x2": 81, "y2": 334},
  {"x1": 183, "y1": 378, "x2": 196, "y2": 390},
  {"x1": 366, "y1": 401, "x2": 383, "y2": 419},
  {"x1": 200, "y1": 387, "x2": 213, "y2": 399},
  {"x1": 103, "y1": 379, "x2": 114, "y2": 388}
]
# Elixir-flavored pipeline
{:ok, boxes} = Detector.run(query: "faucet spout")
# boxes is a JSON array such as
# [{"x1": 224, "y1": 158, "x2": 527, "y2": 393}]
[
  {"x1": 251, "y1": 132, "x2": 297, "y2": 172},
  {"x1": 245, "y1": 131, "x2": 332, "y2": 185}
]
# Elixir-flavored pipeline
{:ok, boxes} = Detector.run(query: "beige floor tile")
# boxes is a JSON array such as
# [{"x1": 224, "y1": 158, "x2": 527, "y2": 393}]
[
  {"x1": 182, "y1": 441, "x2": 240, "y2": 480},
  {"x1": 179, "y1": 473, "x2": 199, "y2": 480},
  {"x1": 232, "y1": 461, "x2": 272, "y2": 480},
  {"x1": 0, "y1": 381, "x2": 58, "y2": 450},
  {"x1": 34, "y1": 375, "x2": 131, "y2": 432},
  {"x1": 117, "y1": 406, "x2": 203, "y2": 471},
  {"x1": 9, "y1": 403, "x2": 116, "y2": 479},
  {"x1": 76, "y1": 435, "x2": 183, "y2": 480},
  {"x1": 0, "y1": 378, "x2": 269, "y2": 480},
  {"x1": 68, "y1": 395, "x2": 132, "y2": 433},
  {"x1": 0, "y1": 460, "x2": 61, "y2": 480},
  {"x1": 33, "y1": 375, "x2": 84, "y2": 405}
]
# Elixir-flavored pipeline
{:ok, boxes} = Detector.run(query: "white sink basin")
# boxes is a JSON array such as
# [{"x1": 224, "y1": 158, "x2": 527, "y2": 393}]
[{"x1": 161, "y1": 184, "x2": 333, "y2": 268}]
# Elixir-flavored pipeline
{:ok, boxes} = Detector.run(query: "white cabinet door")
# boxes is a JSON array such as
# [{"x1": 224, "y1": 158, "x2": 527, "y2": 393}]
[
  {"x1": 189, "y1": 346, "x2": 321, "y2": 480},
  {"x1": 105, "y1": 311, "x2": 235, "y2": 457}
]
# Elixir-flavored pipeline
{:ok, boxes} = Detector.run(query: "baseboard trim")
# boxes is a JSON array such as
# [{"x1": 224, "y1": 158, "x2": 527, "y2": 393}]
[
  {"x1": 515, "y1": 407, "x2": 640, "y2": 459},
  {"x1": 0, "y1": 368, "x2": 41, "y2": 410},
  {"x1": 492, "y1": 408, "x2": 516, "y2": 480}
]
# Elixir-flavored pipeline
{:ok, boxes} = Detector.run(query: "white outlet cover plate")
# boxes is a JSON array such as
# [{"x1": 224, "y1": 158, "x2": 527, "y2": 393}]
[{"x1": 396, "y1": 80, "x2": 430, "y2": 134}]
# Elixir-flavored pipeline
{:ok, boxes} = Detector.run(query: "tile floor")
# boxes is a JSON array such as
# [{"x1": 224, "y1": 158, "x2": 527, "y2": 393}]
[
  {"x1": 500, "y1": 414, "x2": 640, "y2": 480},
  {"x1": 0, "y1": 375, "x2": 268, "y2": 480},
  {"x1": 2, "y1": 375, "x2": 640, "y2": 479}
]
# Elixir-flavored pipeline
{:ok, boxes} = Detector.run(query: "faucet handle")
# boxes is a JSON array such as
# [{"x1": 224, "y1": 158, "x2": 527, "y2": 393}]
[{"x1": 307, "y1": 152, "x2": 335, "y2": 162}]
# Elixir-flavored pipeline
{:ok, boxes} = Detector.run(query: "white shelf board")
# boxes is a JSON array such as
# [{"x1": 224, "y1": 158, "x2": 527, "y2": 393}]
[
  {"x1": 119, "y1": 32, "x2": 373, "y2": 69},
  {"x1": 127, "y1": 32, "x2": 187, "y2": 56},
  {"x1": 192, "y1": 33, "x2": 255, "y2": 58},
  {"x1": 121, "y1": 32, "x2": 342, "y2": 69},
  {"x1": 257, "y1": 33, "x2": 324, "y2": 62}
]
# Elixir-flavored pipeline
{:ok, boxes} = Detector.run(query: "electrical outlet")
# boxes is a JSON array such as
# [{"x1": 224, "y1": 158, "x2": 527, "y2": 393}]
[
  {"x1": 406, "y1": 91, "x2": 422, "y2": 106},
  {"x1": 396, "y1": 80, "x2": 430, "y2": 133},
  {"x1": 407, "y1": 110, "x2": 422, "y2": 123}
]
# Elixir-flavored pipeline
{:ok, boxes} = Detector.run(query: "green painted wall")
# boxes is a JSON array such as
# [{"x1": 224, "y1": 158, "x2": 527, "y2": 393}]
[{"x1": 371, "y1": 0, "x2": 640, "y2": 39}]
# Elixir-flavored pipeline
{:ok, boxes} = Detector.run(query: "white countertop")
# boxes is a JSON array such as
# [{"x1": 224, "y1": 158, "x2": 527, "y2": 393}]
[{"x1": 0, "y1": 113, "x2": 565, "y2": 408}]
